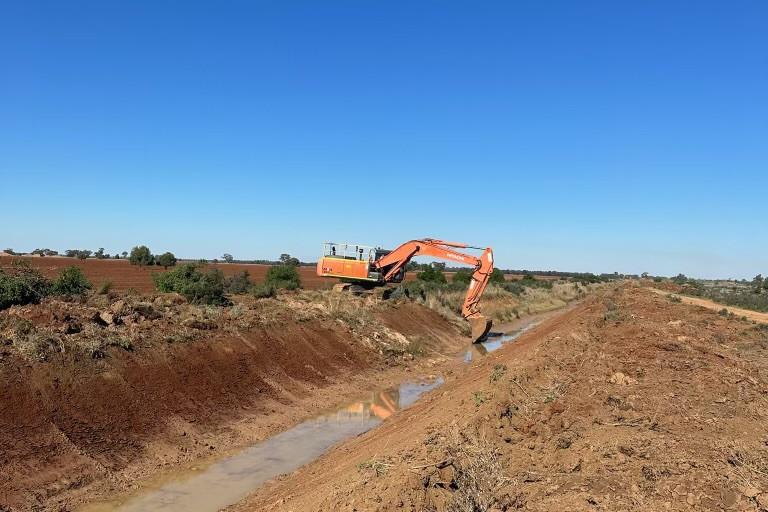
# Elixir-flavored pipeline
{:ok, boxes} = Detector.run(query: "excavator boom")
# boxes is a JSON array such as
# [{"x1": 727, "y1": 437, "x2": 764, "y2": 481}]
[{"x1": 373, "y1": 239, "x2": 494, "y2": 342}]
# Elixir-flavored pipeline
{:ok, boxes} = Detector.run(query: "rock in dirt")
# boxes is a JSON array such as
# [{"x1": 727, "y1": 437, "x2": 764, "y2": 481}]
[{"x1": 609, "y1": 372, "x2": 636, "y2": 385}]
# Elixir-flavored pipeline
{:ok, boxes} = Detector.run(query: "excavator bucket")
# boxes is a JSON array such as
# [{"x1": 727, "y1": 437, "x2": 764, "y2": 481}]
[{"x1": 468, "y1": 315, "x2": 492, "y2": 343}]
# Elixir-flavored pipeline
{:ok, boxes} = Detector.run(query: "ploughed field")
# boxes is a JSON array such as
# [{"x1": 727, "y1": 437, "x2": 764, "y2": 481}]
[
  {"x1": 0, "y1": 256, "x2": 337, "y2": 293},
  {"x1": 0, "y1": 256, "x2": 559, "y2": 295}
]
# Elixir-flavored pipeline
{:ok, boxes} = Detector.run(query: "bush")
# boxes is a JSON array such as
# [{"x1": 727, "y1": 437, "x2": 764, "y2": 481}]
[
  {"x1": 452, "y1": 269, "x2": 472, "y2": 284},
  {"x1": 488, "y1": 268, "x2": 505, "y2": 284},
  {"x1": 265, "y1": 265, "x2": 302, "y2": 290},
  {"x1": 0, "y1": 272, "x2": 45, "y2": 310},
  {"x1": 156, "y1": 251, "x2": 177, "y2": 269},
  {"x1": 417, "y1": 264, "x2": 447, "y2": 284},
  {"x1": 51, "y1": 267, "x2": 92, "y2": 296},
  {"x1": 251, "y1": 283, "x2": 276, "y2": 298},
  {"x1": 129, "y1": 245, "x2": 154, "y2": 266},
  {"x1": 153, "y1": 263, "x2": 229, "y2": 305},
  {"x1": 224, "y1": 270, "x2": 252, "y2": 294}
]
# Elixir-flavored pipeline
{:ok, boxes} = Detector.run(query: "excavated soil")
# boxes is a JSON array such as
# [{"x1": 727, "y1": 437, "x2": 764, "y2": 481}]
[
  {"x1": 0, "y1": 294, "x2": 467, "y2": 511},
  {"x1": 230, "y1": 285, "x2": 768, "y2": 512}
]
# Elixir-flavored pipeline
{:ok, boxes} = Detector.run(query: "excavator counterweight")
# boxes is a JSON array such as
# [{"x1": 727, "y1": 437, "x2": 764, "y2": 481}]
[{"x1": 317, "y1": 239, "x2": 495, "y2": 343}]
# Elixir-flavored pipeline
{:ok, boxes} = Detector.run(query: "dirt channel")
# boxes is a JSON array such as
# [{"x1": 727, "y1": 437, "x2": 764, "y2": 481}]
[
  {"x1": 230, "y1": 286, "x2": 768, "y2": 512},
  {"x1": 0, "y1": 292, "x2": 469, "y2": 511}
]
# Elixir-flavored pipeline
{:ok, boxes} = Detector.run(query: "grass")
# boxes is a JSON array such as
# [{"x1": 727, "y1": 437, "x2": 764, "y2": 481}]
[
  {"x1": 668, "y1": 294, "x2": 682, "y2": 303},
  {"x1": 442, "y1": 429, "x2": 508, "y2": 512},
  {"x1": 489, "y1": 364, "x2": 507, "y2": 382},
  {"x1": 472, "y1": 391, "x2": 486, "y2": 406},
  {"x1": 356, "y1": 458, "x2": 392, "y2": 477}
]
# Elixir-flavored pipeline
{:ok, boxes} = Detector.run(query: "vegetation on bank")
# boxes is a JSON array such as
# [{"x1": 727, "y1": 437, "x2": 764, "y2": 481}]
[
  {"x1": 655, "y1": 273, "x2": 768, "y2": 313},
  {"x1": 0, "y1": 260, "x2": 93, "y2": 310}
]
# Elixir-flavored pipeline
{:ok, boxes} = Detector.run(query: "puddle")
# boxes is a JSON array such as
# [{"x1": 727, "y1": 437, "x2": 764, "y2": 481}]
[
  {"x1": 464, "y1": 322, "x2": 539, "y2": 362},
  {"x1": 77, "y1": 378, "x2": 443, "y2": 512}
]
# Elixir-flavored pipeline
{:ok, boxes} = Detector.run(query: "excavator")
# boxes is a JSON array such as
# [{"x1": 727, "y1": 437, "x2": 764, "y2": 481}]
[{"x1": 316, "y1": 239, "x2": 494, "y2": 342}]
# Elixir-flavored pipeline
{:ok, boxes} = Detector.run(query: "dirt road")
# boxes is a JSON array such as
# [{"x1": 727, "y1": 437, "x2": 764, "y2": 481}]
[
  {"x1": 230, "y1": 286, "x2": 768, "y2": 511},
  {"x1": 647, "y1": 286, "x2": 768, "y2": 323}
]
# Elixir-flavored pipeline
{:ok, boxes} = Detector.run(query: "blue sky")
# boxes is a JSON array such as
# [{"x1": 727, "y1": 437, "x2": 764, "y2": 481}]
[{"x1": 1, "y1": 1, "x2": 766, "y2": 279}]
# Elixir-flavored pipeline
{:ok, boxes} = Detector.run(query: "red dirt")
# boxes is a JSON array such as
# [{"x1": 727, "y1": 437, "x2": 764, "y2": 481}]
[
  {"x1": 0, "y1": 295, "x2": 467, "y2": 511},
  {"x1": 0, "y1": 256, "x2": 337, "y2": 293},
  {"x1": 230, "y1": 286, "x2": 768, "y2": 511}
]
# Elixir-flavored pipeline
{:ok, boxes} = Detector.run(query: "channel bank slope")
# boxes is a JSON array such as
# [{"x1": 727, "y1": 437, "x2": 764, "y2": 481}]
[
  {"x1": 0, "y1": 296, "x2": 467, "y2": 511},
  {"x1": 232, "y1": 286, "x2": 768, "y2": 512}
]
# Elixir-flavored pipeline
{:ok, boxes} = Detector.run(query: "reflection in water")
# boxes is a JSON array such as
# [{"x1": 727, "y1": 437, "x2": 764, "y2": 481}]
[
  {"x1": 77, "y1": 378, "x2": 443, "y2": 512},
  {"x1": 464, "y1": 322, "x2": 539, "y2": 362}
]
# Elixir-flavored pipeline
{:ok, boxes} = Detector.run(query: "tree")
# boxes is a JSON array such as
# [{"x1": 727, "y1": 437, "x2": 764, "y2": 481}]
[
  {"x1": 77, "y1": 250, "x2": 92, "y2": 260},
  {"x1": 279, "y1": 253, "x2": 300, "y2": 266},
  {"x1": 405, "y1": 261, "x2": 420, "y2": 272},
  {"x1": 416, "y1": 263, "x2": 447, "y2": 284},
  {"x1": 754, "y1": 274, "x2": 764, "y2": 294},
  {"x1": 671, "y1": 273, "x2": 688, "y2": 285},
  {"x1": 94, "y1": 248, "x2": 106, "y2": 259},
  {"x1": 641, "y1": 272, "x2": 650, "y2": 279},
  {"x1": 222, "y1": 253, "x2": 234, "y2": 263},
  {"x1": 122, "y1": 251, "x2": 128, "y2": 259},
  {"x1": 489, "y1": 267, "x2": 505, "y2": 284},
  {"x1": 156, "y1": 252, "x2": 177, "y2": 269},
  {"x1": 265, "y1": 265, "x2": 302, "y2": 290},
  {"x1": 129, "y1": 246, "x2": 154, "y2": 267}
]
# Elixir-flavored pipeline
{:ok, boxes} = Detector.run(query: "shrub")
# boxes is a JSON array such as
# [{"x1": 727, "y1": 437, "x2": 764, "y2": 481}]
[
  {"x1": 129, "y1": 245, "x2": 154, "y2": 266},
  {"x1": 265, "y1": 265, "x2": 301, "y2": 290},
  {"x1": 224, "y1": 270, "x2": 252, "y2": 294},
  {"x1": 1, "y1": 272, "x2": 45, "y2": 310},
  {"x1": 51, "y1": 267, "x2": 92, "y2": 296},
  {"x1": 488, "y1": 268, "x2": 505, "y2": 284},
  {"x1": 417, "y1": 264, "x2": 447, "y2": 284},
  {"x1": 153, "y1": 263, "x2": 229, "y2": 305},
  {"x1": 452, "y1": 269, "x2": 472, "y2": 284},
  {"x1": 156, "y1": 251, "x2": 177, "y2": 269},
  {"x1": 96, "y1": 280, "x2": 114, "y2": 295},
  {"x1": 251, "y1": 284, "x2": 276, "y2": 298}
]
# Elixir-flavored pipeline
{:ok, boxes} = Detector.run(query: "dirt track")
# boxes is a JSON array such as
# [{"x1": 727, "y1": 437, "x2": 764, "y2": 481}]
[
  {"x1": 230, "y1": 286, "x2": 768, "y2": 511},
  {"x1": 647, "y1": 287, "x2": 768, "y2": 324}
]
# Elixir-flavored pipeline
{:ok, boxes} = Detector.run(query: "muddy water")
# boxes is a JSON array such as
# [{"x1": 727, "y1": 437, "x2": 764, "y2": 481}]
[
  {"x1": 77, "y1": 379, "x2": 442, "y2": 512},
  {"x1": 464, "y1": 322, "x2": 539, "y2": 362}
]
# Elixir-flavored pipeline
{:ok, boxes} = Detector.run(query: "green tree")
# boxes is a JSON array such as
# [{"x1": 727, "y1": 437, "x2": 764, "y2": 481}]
[
  {"x1": 489, "y1": 267, "x2": 505, "y2": 284},
  {"x1": 265, "y1": 265, "x2": 302, "y2": 290},
  {"x1": 156, "y1": 252, "x2": 177, "y2": 269},
  {"x1": 51, "y1": 267, "x2": 92, "y2": 296},
  {"x1": 416, "y1": 264, "x2": 447, "y2": 284},
  {"x1": 129, "y1": 245, "x2": 154, "y2": 267},
  {"x1": 121, "y1": 251, "x2": 128, "y2": 259},
  {"x1": 222, "y1": 253, "x2": 234, "y2": 263},
  {"x1": 452, "y1": 269, "x2": 472, "y2": 284},
  {"x1": 94, "y1": 248, "x2": 106, "y2": 259},
  {"x1": 753, "y1": 274, "x2": 764, "y2": 294},
  {"x1": 279, "y1": 253, "x2": 300, "y2": 266}
]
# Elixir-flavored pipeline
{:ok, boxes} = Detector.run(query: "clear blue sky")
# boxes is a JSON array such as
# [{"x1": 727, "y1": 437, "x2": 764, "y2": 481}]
[{"x1": 1, "y1": 1, "x2": 766, "y2": 279}]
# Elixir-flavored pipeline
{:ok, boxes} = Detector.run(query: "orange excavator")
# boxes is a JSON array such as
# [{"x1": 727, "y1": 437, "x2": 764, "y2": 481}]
[{"x1": 317, "y1": 239, "x2": 494, "y2": 342}]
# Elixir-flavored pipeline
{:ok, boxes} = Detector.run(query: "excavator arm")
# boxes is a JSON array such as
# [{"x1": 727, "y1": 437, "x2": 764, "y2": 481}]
[{"x1": 374, "y1": 239, "x2": 494, "y2": 342}]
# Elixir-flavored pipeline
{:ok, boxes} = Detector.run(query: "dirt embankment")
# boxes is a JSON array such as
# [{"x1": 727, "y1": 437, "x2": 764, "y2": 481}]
[
  {"x1": 232, "y1": 286, "x2": 768, "y2": 512},
  {"x1": 0, "y1": 292, "x2": 467, "y2": 511}
]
